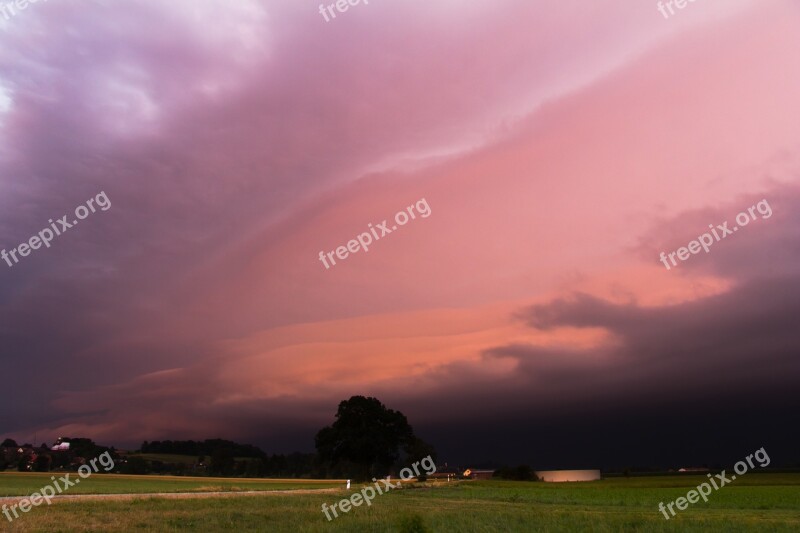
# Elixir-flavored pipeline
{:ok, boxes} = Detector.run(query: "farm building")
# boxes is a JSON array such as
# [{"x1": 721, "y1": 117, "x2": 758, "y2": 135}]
[{"x1": 463, "y1": 469, "x2": 496, "y2": 480}]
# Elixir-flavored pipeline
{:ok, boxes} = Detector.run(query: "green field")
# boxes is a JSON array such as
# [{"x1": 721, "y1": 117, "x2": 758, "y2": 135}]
[
  {"x1": 1, "y1": 473, "x2": 799, "y2": 531},
  {"x1": 0, "y1": 472, "x2": 342, "y2": 497}
]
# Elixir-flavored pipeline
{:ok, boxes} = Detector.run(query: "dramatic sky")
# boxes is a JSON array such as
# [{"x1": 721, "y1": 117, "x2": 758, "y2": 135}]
[{"x1": 1, "y1": 0, "x2": 799, "y2": 469}]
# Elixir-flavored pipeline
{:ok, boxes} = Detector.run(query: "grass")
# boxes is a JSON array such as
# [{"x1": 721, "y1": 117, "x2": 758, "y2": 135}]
[
  {"x1": 1, "y1": 473, "x2": 799, "y2": 531},
  {"x1": 0, "y1": 472, "x2": 342, "y2": 496}
]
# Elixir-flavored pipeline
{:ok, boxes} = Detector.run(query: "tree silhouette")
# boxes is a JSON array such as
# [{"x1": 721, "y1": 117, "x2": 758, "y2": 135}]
[{"x1": 315, "y1": 396, "x2": 433, "y2": 480}]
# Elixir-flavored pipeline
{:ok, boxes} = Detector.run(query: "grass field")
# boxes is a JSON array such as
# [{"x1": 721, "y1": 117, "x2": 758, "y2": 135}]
[
  {"x1": 1, "y1": 473, "x2": 799, "y2": 531},
  {"x1": 0, "y1": 472, "x2": 342, "y2": 497}
]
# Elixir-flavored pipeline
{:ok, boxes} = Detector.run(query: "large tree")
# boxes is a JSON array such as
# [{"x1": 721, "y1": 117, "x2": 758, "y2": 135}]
[{"x1": 315, "y1": 396, "x2": 434, "y2": 480}]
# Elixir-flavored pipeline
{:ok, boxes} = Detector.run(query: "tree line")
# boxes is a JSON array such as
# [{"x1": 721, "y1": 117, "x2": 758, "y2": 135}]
[{"x1": 1, "y1": 396, "x2": 438, "y2": 481}]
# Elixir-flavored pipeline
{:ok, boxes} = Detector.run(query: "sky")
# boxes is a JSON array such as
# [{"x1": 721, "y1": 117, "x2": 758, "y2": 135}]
[{"x1": 1, "y1": 0, "x2": 799, "y2": 469}]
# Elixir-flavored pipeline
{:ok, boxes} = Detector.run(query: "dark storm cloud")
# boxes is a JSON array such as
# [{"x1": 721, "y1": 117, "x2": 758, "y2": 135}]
[{"x1": 388, "y1": 183, "x2": 800, "y2": 467}]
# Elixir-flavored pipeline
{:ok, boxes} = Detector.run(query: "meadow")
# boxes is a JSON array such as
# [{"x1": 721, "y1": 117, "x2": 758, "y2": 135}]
[
  {"x1": 1, "y1": 473, "x2": 798, "y2": 532},
  {"x1": 0, "y1": 472, "x2": 341, "y2": 497}
]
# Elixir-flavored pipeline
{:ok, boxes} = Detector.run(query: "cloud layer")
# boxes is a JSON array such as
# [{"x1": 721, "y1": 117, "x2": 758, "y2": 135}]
[{"x1": 1, "y1": 0, "x2": 798, "y2": 467}]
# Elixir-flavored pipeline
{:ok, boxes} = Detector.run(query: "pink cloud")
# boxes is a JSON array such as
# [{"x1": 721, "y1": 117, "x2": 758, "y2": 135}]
[{"x1": 1, "y1": 0, "x2": 799, "y2": 457}]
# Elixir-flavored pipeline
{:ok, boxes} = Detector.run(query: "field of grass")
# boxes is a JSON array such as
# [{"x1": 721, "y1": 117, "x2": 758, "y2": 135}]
[
  {"x1": 0, "y1": 472, "x2": 342, "y2": 497},
  {"x1": 1, "y1": 473, "x2": 799, "y2": 531}
]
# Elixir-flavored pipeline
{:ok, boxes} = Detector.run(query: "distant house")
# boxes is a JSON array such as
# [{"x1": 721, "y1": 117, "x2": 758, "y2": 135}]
[
  {"x1": 463, "y1": 469, "x2": 495, "y2": 480},
  {"x1": 428, "y1": 465, "x2": 460, "y2": 480},
  {"x1": 13, "y1": 447, "x2": 38, "y2": 471},
  {"x1": 50, "y1": 437, "x2": 73, "y2": 452},
  {"x1": 535, "y1": 470, "x2": 601, "y2": 482}
]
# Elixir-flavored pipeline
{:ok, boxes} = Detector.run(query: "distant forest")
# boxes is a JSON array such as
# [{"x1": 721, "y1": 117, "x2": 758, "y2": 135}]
[{"x1": 141, "y1": 439, "x2": 266, "y2": 458}]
